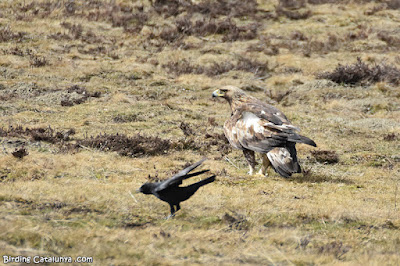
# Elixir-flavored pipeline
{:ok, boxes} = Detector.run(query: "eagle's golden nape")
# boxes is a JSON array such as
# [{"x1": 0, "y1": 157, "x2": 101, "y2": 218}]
[{"x1": 213, "y1": 85, "x2": 316, "y2": 178}]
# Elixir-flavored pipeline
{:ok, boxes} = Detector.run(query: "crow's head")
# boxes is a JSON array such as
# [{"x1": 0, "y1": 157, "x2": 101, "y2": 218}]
[{"x1": 138, "y1": 183, "x2": 154, "y2": 195}]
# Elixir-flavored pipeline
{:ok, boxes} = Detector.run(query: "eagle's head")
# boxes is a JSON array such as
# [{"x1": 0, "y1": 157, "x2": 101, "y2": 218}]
[{"x1": 212, "y1": 86, "x2": 248, "y2": 109}]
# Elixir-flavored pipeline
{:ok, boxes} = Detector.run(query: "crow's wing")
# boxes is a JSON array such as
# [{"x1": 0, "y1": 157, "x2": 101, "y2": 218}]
[{"x1": 155, "y1": 158, "x2": 207, "y2": 192}]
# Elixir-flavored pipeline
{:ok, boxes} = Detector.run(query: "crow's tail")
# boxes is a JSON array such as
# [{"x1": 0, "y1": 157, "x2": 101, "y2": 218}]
[
  {"x1": 198, "y1": 175, "x2": 216, "y2": 186},
  {"x1": 190, "y1": 175, "x2": 216, "y2": 189}
]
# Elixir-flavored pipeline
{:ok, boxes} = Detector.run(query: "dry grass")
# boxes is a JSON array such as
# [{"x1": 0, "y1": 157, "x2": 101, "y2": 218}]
[{"x1": 0, "y1": 0, "x2": 399, "y2": 265}]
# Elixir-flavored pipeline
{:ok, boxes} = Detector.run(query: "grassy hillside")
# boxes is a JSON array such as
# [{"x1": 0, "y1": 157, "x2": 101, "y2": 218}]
[{"x1": 0, "y1": 0, "x2": 399, "y2": 264}]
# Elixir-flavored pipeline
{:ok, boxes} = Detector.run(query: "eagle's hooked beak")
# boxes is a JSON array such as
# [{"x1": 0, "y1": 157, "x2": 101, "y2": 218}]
[{"x1": 212, "y1": 89, "x2": 224, "y2": 98}]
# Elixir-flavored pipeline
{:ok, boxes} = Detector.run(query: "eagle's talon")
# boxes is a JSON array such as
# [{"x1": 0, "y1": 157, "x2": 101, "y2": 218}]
[
  {"x1": 257, "y1": 169, "x2": 268, "y2": 177},
  {"x1": 247, "y1": 166, "x2": 256, "y2": 175}
]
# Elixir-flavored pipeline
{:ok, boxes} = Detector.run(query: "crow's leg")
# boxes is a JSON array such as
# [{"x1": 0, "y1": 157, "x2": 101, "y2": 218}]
[
  {"x1": 243, "y1": 149, "x2": 256, "y2": 175},
  {"x1": 165, "y1": 204, "x2": 176, "y2": 219},
  {"x1": 258, "y1": 153, "x2": 271, "y2": 176},
  {"x1": 175, "y1": 204, "x2": 181, "y2": 212}
]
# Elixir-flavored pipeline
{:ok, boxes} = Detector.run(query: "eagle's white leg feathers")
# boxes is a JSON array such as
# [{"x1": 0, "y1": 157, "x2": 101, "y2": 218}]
[{"x1": 248, "y1": 165, "x2": 256, "y2": 175}]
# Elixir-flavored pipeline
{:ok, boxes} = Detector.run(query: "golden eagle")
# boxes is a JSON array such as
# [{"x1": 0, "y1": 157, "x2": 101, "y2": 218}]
[{"x1": 212, "y1": 86, "x2": 316, "y2": 178}]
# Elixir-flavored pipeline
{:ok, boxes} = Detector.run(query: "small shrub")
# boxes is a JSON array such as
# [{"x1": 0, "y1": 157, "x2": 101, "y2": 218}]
[
  {"x1": 0, "y1": 126, "x2": 75, "y2": 144},
  {"x1": 60, "y1": 22, "x2": 83, "y2": 39},
  {"x1": 383, "y1": 133, "x2": 397, "y2": 141},
  {"x1": 77, "y1": 133, "x2": 171, "y2": 157},
  {"x1": 162, "y1": 59, "x2": 204, "y2": 76},
  {"x1": 61, "y1": 85, "x2": 101, "y2": 106},
  {"x1": 291, "y1": 30, "x2": 308, "y2": 41},
  {"x1": 158, "y1": 26, "x2": 182, "y2": 44},
  {"x1": 163, "y1": 57, "x2": 268, "y2": 77},
  {"x1": 4, "y1": 46, "x2": 25, "y2": 56},
  {"x1": 12, "y1": 147, "x2": 29, "y2": 159},
  {"x1": 222, "y1": 211, "x2": 249, "y2": 231},
  {"x1": 276, "y1": 0, "x2": 312, "y2": 20},
  {"x1": 0, "y1": 26, "x2": 26, "y2": 42},
  {"x1": 377, "y1": 31, "x2": 400, "y2": 48},
  {"x1": 386, "y1": 0, "x2": 400, "y2": 10},
  {"x1": 179, "y1": 122, "x2": 194, "y2": 137},
  {"x1": 235, "y1": 56, "x2": 269, "y2": 77},
  {"x1": 311, "y1": 150, "x2": 339, "y2": 164},
  {"x1": 307, "y1": 0, "x2": 337, "y2": 4},
  {"x1": 318, "y1": 241, "x2": 350, "y2": 260},
  {"x1": 113, "y1": 114, "x2": 143, "y2": 123},
  {"x1": 317, "y1": 57, "x2": 400, "y2": 85},
  {"x1": 29, "y1": 55, "x2": 48, "y2": 67}
]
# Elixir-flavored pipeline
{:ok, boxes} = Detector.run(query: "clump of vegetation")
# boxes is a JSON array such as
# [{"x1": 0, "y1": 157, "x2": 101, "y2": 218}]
[
  {"x1": 153, "y1": 0, "x2": 260, "y2": 19},
  {"x1": 113, "y1": 114, "x2": 144, "y2": 123},
  {"x1": 77, "y1": 133, "x2": 171, "y2": 157},
  {"x1": 377, "y1": 31, "x2": 400, "y2": 48},
  {"x1": 29, "y1": 54, "x2": 48, "y2": 67},
  {"x1": 307, "y1": 0, "x2": 337, "y2": 4},
  {"x1": 317, "y1": 241, "x2": 351, "y2": 260},
  {"x1": 11, "y1": 147, "x2": 29, "y2": 159},
  {"x1": 61, "y1": 85, "x2": 101, "y2": 106},
  {"x1": 163, "y1": 56, "x2": 269, "y2": 77},
  {"x1": 276, "y1": 0, "x2": 312, "y2": 20},
  {"x1": 311, "y1": 150, "x2": 339, "y2": 164},
  {"x1": 317, "y1": 57, "x2": 400, "y2": 85},
  {"x1": 383, "y1": 133, "x2": 398, "y2": 141},
  {"x1": 223, "y1": 211, "x2": 249, "y2": 231},
  {"x1": 385, "y1": 0, "x2": 400, "y2": 10},
  {"x1": 48, "y1": 22, "x2": 103, "y2": 44},
  {"x1": 179, "y1": 122, "x2": 194, "y2": 137},
  {"x1": 154, "y1": 17, "x2": 258, "y2": 45},
  {"x1": 2, "y1": 46, "x2": 28, "y2": 56},
  {"x1": 0, "y1": 126, "x2": 75, "y2": 143},
  {"x1": 1, "y1": 0, "x2": 400, "y2": 264},
  {"x1": 0, "y1": 26, "x2": 26, "y2": 42}
]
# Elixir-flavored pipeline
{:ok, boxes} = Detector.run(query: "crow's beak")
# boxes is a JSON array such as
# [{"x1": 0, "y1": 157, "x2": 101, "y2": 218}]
[
  {"x1": 135, "y1": 189, "x2": 140, "y2": 194},
  {"x1": 212, "y1": 89, "x2": 224, "y2": 98}
]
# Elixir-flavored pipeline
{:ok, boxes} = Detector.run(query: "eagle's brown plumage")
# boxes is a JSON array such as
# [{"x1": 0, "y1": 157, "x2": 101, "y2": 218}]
[{"x1": 212, "y1": 85, "x2": 316, "y2": 178}]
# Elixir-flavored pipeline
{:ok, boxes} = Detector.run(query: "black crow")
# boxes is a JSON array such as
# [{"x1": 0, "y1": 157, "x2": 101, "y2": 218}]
[{"x1": 138, "y1": 158, "x2": 216, "y2": 218}]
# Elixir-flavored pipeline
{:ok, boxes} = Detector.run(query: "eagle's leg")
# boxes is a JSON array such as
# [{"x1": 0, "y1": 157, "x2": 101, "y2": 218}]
[
  {"x1": 243, "y1": 149, "x2": 256, "y2": 175},
  {"x1": 258, "y1": 153, "x2": 271, "y2": 176}
]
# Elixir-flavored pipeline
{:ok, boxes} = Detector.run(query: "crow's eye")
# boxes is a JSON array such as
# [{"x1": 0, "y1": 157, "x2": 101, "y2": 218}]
[{"x1": 220, "y1": 89, "x2": 228, "y2": 93}]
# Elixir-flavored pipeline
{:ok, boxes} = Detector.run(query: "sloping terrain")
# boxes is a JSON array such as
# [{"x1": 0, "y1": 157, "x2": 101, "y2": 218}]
[{"x1": 0, "y1": 0, "x2": 399, "y2": 264}]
